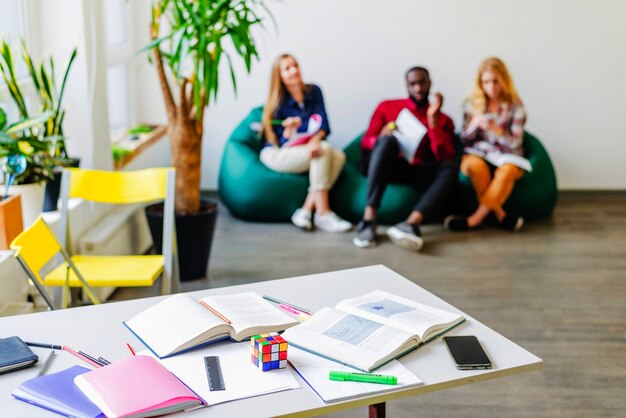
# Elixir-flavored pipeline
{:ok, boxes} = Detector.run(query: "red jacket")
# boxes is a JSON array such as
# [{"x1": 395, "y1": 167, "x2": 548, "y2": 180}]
[{"x1": 361, "y1": 98, "x2": 456, "y2": 165}]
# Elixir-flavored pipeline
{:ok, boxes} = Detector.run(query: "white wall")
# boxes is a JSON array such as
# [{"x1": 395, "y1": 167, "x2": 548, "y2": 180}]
[{"x1": 108, "y1": 0, "x2": 626, "y2": 190}]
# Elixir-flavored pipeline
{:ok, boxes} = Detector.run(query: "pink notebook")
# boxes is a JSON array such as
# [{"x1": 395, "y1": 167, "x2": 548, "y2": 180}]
[{"x1": 74, "y1": 355, "x2": 204, "y2": 417}]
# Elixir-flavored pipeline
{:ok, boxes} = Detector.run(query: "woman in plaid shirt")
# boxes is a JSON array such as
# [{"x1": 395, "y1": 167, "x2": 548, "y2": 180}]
[{"x1": 446, "y1": 57, "x2": 527, "y2": 232}]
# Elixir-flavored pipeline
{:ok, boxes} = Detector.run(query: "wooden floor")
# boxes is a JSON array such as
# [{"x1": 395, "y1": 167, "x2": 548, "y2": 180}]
[{"x1": 114, "y1": 192, "x2": 626, "y2": 418}]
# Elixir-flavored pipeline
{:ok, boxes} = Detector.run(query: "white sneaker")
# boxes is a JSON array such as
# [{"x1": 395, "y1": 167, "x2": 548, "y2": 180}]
[
  {"x1": 314, "y1": 211, "x2": 352, "y2": 232},
  {"x1": 291, "y1": 208, "x2": 313, "y2": 231}
]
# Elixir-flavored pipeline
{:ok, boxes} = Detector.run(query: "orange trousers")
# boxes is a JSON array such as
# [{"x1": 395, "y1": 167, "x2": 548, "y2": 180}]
[{"x1": 460, "y1": 154, "x2": 524, "y2": 211}]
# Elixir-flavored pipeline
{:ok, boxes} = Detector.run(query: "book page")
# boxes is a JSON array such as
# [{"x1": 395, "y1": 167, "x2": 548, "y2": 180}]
[
  {"x1": 289, "y1": 346, "x2": 423, "y2": 403},
  {"x1": 336, "y1": 290, "x2": 464, "y2": 343},
  {"x1": 281, "y1": 307, "x2": 416, "y2": 372},
  {"x1": 489, "y1": 152, "x2": 533, "y2": 172},
  {"x1": 198, "y1": 292, "x2": 298, "y2": 340},
  {"x1": 140, "y1": 342, "x2": 299, "y2": 406},
  {"x1": 125, "y1": 294, "x2": 227, "y2": 358},
  {"x1": 393, "y1": 108, "x2": 427, "y2": 162}
]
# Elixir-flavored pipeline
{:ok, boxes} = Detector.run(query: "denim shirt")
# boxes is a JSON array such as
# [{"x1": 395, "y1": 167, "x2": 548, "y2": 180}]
[{"x1": 271, "y1": 84, "x2": 331, "y2": 147}]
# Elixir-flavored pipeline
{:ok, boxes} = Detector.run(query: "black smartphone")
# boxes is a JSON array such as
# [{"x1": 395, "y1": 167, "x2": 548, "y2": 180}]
[{"x1": 443, "y1": 336, "x2": 492, "y2": 370}]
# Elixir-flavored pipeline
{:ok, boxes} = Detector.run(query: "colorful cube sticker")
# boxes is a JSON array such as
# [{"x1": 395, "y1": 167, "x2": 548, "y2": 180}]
[{"x1": 250, "y1": 332, "x2": 288, "y2": 371}]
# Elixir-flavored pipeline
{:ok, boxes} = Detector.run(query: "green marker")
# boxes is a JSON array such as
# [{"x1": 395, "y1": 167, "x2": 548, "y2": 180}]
[{"x1": 329, "y1": 371, "x2": 398, "y2": 385}]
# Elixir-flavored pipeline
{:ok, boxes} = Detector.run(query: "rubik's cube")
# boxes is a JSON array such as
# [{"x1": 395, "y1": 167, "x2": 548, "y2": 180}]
[{"x1": 250, "y1": 332, "x2": 288, "y2": 371}]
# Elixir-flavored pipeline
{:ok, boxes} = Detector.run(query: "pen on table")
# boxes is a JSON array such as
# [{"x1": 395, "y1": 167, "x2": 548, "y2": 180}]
[
  {"x1": 37, "y1": 351, "x2": 55, "y2": 376},
  {"x1": 278, "y1": 303, "x2": 311, "y2": 318},
  {"x1": 25, "y1": 341, "x2": 62, "y2": 350},
  {"x1": 78, "y1": 351, "x2": 108, "y2": 367},
  {"x1": 126, "y1": 343, "x2": 136, "y2": 356},
  {"x1": 199, "y1": 301, "x2": 232, "y2": 324},
  {"x1": 329, "y1": 371, "x2": 398, "y2": 385},
  {"x1": 262, "y1": 295, "x2": 311, "y2": 314},
  {"x1": 62, "y1": 345, "x2": 103, "y2": 368},
  {"x1": 98, "y1": 357, "x2": 111, "y2": 365}
]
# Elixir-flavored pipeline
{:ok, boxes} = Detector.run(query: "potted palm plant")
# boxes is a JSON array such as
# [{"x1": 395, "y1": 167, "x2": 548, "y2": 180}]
[
  {"x1": 0, "y1": 37, "x2": 78, "y2": 212},
  {"x1": 144, "y1": 0, "x2": 272, "y2": 280}
]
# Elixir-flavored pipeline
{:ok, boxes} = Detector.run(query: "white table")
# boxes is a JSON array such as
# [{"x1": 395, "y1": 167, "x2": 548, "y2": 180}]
[{"x1": 0, "y1": 265, "x2": 543, "y2": 417}]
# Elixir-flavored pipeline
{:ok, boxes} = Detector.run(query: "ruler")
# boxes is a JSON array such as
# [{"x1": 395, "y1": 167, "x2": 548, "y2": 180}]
[{"x1": 204, "y1": 356, "x2": 226, "y2": 391}]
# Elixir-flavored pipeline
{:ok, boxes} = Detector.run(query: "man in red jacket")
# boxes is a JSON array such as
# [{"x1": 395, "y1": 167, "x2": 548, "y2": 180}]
[{"x1": 353, "y1": 66, "x2": 457, "y2": 251}]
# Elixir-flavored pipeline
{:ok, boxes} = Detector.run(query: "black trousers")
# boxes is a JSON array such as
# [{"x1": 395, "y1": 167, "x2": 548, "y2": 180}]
[{"x1": 361, "y1": 135, "x2": 457, "y2": 223}]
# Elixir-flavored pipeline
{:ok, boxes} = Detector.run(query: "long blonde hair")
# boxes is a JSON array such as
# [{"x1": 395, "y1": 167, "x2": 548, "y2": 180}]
[
  {"x1": 466, "y1": 57, "x2": 521, "y2": 115},
  {"x1": 261, "y1": 54, "x2": 308, "y2": 145}
]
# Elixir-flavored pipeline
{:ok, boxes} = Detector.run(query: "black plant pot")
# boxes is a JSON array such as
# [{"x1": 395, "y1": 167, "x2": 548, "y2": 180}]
[
  {"x1": 145, "y1": 199, "x2": 218, "y2": 281},
  {"x1": 43, "y1": 158, "x2": 80, "y2": 212}
]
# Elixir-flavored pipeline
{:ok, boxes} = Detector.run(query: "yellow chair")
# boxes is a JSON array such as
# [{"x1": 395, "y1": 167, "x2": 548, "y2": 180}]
[
  {"x1": 54, "y1": 167, "x2": 179, "y2": 298},
  {"x1": 11, "y1": 217, "x2": 101, "y2": 310}
]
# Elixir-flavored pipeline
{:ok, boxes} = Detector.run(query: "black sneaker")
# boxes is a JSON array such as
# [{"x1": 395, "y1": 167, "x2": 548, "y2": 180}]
[
  {"x1": 353, "y1": 220, "x2": 377, "y2": 248},
  {"x1": 500, "y1": 213, "x2": 524, "y2": 232},
  {"x1": 444, "y1": 215, "x2": 470, "y2": 231},
  {"x1": 386, "y1": 222, "x2": 424, "y2": 251}
]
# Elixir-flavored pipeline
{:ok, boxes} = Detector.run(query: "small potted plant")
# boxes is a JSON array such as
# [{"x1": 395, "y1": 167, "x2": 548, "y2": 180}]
[
  {"x1": 144, "y1": 0, "x2": 272, "y2": 280},
  {"x1": 0, "y1": 37, "x2": 78, "y2": 212},
  {"x1": 0, "y1": 107, "x2": 54, "y2": 233}
]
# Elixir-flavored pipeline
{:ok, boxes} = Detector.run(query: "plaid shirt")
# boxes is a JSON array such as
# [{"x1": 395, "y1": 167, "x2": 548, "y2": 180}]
[{"x1": 461, "y1": 102, "x2": 526, "y2": 156}]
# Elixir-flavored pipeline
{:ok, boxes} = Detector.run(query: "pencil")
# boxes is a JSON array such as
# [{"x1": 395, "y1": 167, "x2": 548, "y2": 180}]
[
  {"x1": 62, "y1": 345, "x2": 102, "y2": 368},
  {"x1": 199, "y1": 301, "x2": 232, "y2": 324},
  {"x1": 37, "y1": 351, "x2": 55, "y2": 376}
]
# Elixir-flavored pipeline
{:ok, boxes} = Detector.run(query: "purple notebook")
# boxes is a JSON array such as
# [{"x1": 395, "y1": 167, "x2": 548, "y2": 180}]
[{"x1": 12, "y1": 365, "x2": 104, "y2": 418}]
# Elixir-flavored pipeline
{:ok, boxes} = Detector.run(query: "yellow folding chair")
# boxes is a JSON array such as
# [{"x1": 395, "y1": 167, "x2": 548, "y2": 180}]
[
  {"x1": 54, "y1": 167, "x2": 179, "y2": 299},
  {"x1": 11, "y1": 217, "x2": 101, "y2": 310}
]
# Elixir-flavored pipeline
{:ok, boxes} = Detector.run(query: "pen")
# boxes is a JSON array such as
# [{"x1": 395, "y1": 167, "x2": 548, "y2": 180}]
[
  {"x1": 262, "y1": 295, "x2": 311, "y2": 314},
  {"x1": 25, "y1": 341, "x2": 63, "y2": 350},
  {"x1": 62, "y1": 345, "x2": 103, "y2": 368},
  {"x1": 37, "y1": 351, "x2": 55, "y2": 376},
  {"x1": 98, "y1": 357, "x2": 111, "y2": 365},
  {"x1": 278, "y1": 303, "x2": 311, "y2": 317},
  {"x1": 199, "y1": 301, "x2": 232, "y2": 324},
  {"x1": 78, "y1": 351, "x2": 107, "y2": 367},
  {"x1": 126, "y1": 343, "x2": 136, "y2": 356},
  {"x1": 329, "y1": 371, "x2": 398, "y2": 385}
]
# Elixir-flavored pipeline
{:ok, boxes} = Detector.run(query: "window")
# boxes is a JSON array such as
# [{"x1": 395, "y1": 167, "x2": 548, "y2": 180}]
[
  {"x1": 102, "y1": 0, "x2": 136, "y2": 141},
  {"x1": 0, "y1": 0, "x2": 29, "y2": 119}
]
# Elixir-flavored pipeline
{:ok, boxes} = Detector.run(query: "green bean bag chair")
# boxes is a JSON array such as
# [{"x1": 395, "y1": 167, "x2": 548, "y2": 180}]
[
  {"x1": 453, "y1": 132, "x2": 558, "y2": 222},
  {"x1": 218, "y1": 106, "x2": 309, "y2": 222},
  {"x1": 219, "y1": 107, "x2": 557, "y2": 224}
]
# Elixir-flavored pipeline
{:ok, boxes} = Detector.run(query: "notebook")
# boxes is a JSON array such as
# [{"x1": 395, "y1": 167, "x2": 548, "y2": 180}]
[
  {"x1": 288, "y1": 346, "x2": 423, "y2": 403},
  {"x1": 281, "y1": 290, "x2": 465, "y2": 372},
  {"x1": 74, "y1": 355, "x2": 204, "y2": 418},
  {"x1": 393, "y1": 108, "x2": 428, "y2": 162},
  {"x1": 124, "y1": 292, "x2": 298, "y2": 358},
  {"x1": 140, "y1": 341, "x2": 300, "y2": 406},
  {"x1": 0, "y1": 336, "x2": 38, "y2": 375},
  {"x1": 12, "y1": 365, "x2": 104, "y2": 418}
]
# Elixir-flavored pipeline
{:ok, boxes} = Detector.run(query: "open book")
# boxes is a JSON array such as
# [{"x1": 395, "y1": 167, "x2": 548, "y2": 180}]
[
  {"x1": 393, "y1": 108, "x2": 428, "y2": 162},
  {"x1": 466, "y1": 148, "x2": 533, "y2": 172},
  {"x1": 281, "y1": 290, "x2": 465, "y2": 372},
  {"x1": 124, "y1": 292, "x2": 299, "y2": 358}
]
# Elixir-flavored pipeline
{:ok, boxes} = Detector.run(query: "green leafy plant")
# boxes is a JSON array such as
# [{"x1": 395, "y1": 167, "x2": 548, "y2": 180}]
[
  {"x1": 147, "y1": 0, "x2": 273, "y2": 214},
  {"x1": 0, "y1": 36, "x2": 77, "y2": 160},
  {"x1": 0, "y1": 107, "x2": 56, "y2": 184}
]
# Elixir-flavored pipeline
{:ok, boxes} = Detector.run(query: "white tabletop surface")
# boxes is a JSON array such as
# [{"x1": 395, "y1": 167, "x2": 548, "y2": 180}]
[{"x1": 0, "y1": 265, "x2": 543, "y2": 417}]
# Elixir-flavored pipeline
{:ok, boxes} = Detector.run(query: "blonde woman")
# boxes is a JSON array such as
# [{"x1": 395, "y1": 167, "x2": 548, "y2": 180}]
[
  {"x1": 445, "y1": 57, "x2": 526, "y2": 232},
  {"x1": 260, "y1": 54, "x2": 351, "y2": 232}
]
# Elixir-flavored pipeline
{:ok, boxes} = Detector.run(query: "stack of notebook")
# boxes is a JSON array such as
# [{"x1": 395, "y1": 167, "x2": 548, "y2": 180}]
[{"x1": 13, "y1": 355, "x2": 204, "y2": 418}]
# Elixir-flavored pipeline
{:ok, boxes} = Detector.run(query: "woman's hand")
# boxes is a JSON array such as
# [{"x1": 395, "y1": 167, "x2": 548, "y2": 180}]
[
  {"x1": 281, "y1": 117, "x2": 302, "y2": 140},
  {"x1": 480, "y1": 117, "x2": 504, "y2": 136},
  {"x1": 307, "y1": 137, "x2": 323, "y2": 158}
]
